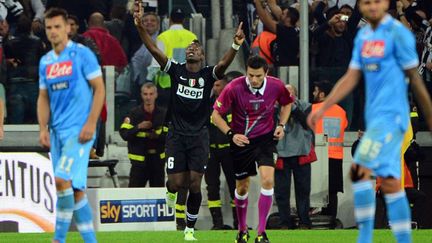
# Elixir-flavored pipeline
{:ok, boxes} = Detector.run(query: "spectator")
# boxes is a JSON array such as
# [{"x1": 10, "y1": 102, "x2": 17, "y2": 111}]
[
  {"x1": 18, "y1": 0, "x2": 45, "y2": 35},
  {"x1": 254, "y1": 0, "x2": 300, "y2": 66},
  {"x1": 250, "y1": 26, "x2": 276, "y2": 66},
  {"x1": 119, "y1": 82, "x2": 168, "y2": 188},
  {"x1": 0, "y1": 82, "x2": 5, "y2": 139},
  {"x1": 0, "y1": 0, "x2": 24, "y2": 28},
  {"x1": 275, "y1": 84, "x2": 314, "y2": 229},
  {"x1": 418, "y1": 18, "x2": 431, "y2": 95},
  {"x1": 83, "y1": 12, "x2": 128, "y2": 70},
  {"x1": 131, "y1": 12, "x2": 159, "y2": 90},
  {"x1": 339, "y1": 4, "x2": 354, "y2": 17},
  {"x1": 147, "y1": 8, "x2": 197, "y2": 107},
  {"x1": 311, "y1": 81, "x2": 347, "y2": 228},
  {"x1": 46, "y1": 0, "x2": 94, "y2": 33},
  {"x1": 105, "y1": 5, "x2": 126, "y2": 44},
  {"x1": 205, "y1": 71, "x2": 242, "y2": 230},
  {"x1": 122, "y1": 0, "x2": 144, "y2": 59},
  {"x1": 4, "y1": 15, "x2": 45, "y2": 124},
  {"x1": 312, "y1": 5, "x2": 360, "y2": 68},
  {"x1": 0, "y1": 17, "x2": 9, "y2": 86},
  {"x1": 67, "y1": 15, "x2": 101, "y2": 64}
]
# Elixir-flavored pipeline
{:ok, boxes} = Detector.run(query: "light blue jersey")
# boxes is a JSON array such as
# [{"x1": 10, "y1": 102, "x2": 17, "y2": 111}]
[
  {"x1": 351, "y1": 15, "x2": 418, "y2": 178},
  {"x1": 39, "y1": 40, "x2": 102, "y2": 131},
  {"x1": 39, "y1": 41, "x2": 101, "y2": 189}
]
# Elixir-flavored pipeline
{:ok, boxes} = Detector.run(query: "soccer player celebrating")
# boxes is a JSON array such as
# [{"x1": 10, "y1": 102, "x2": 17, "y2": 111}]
[
  {"x1": 308, "y1": 0, "x2": 432, "y2": 243},
  {"x1": 212, "y1": 55, "x2": 293, "y2": 243},
  {"x1": 37, "y1": 8, "x2": 105, "y2": 243},
  {"x1": 134, "y1": 1, "x2": 245, "y2": 240}
]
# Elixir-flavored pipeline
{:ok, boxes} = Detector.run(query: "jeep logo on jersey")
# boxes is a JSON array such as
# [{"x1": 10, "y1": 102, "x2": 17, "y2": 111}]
[
  {"x1": 46, "y1": 61, "x2": 73, "y2": 79},
  {"x1": 189, "y1": 78, "x2": 196, "y2": 87},
  {"x1": 177, "y1": 83, "x2": 203, "y2": 99},
  {"x1": 361, "y1": 41, "x2": 385, "y2": 58}
]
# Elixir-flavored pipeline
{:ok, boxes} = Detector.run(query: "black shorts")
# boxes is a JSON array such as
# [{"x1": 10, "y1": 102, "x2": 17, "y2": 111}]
[
  {"x1": 165, "y1": 129, "x2": 209, "y2": 174},
  {"x1": 329, "y1": 158, "x2": 344, "y2": 193},
  {"x1": 230, "y1": 132, "x2": 277, "y2": 180}
]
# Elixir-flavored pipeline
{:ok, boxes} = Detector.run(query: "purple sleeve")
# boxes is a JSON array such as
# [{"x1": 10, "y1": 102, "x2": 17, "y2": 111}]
[
  {"x1": 277, "y1": 82, "x2": 294, "y2": 105},
  {"x1": 213, "y1": 83, "x2": 233, "y2": 115}
]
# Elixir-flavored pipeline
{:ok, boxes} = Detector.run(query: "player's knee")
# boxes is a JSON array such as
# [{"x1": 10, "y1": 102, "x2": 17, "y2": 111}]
[
  {"x1": 55, "y1": 177, "x2": 71, "y2": 191},
  {"x1": 236, "y1": 183, "x2": 249, "y2": 195},
  {"x1": 380, "y1": 177, "x2": 401, "y2": 194},
  {"x1": 349, "y1": 164, "x2": 370, "y2": 182},
  {"x1": 261, "y1": 176, "x2": 274, "y2": 189},
  {"x1": 74, "y1": 190, "x2": 85, "y2": 202},
  {"x1": 189, "y1": 179, "x2": 202, "y2": 194}
]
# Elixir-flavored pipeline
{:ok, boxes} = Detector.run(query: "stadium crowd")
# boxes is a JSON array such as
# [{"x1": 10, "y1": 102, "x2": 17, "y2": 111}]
[{"x1": 0, "y1": 0, "x2": 431, "y2": 240}]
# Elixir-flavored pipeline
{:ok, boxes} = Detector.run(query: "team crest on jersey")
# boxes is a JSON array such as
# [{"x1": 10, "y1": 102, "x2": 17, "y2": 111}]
[
  {"x1": 189, "y1": 78, "x2": 196, "y2": 87},
  {"x1": 249, "y1": 99, "x2": 264, "y2": 111},
  {"x1": 46, "y1": 61, "x2": 73, "y2": 79},
  {"x1": 198, "y1": 77, "x2": 204, "y2": 87},
  {"x1": 69, "y1": 51, "x2": 76, "y2": 57},
  {"x1": 361, "y1": 40, "x2": 385, "y2": 58}
]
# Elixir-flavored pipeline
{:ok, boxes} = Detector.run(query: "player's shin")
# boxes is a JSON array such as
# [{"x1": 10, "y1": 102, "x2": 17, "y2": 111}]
[
  {"x1": 257, "y1": 188, "x2": 273, "y2": 235},
  {"x1": 73, "y1": 195, "x2": 97, "y2": 243},
  {"x1": 352, "y1": 180, "x2": 375, "y2": 243},
  {"x1": 54, "y1": 188, "x2": 75, "y2": 243},
  {"x1": 234, "y1": 189, "x2": 248, "y2": 232},
  {"x1": 186, "y1": 191, "x2": 202, "y2": 229},
  {"x1": 384, "y1": 190, "x2": 412, "y2": 243}
]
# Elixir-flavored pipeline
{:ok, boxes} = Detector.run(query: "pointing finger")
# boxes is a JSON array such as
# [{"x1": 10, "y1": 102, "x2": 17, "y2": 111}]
[{"x1": 237, "y1": 22, "x2": 243, "y2": 33}]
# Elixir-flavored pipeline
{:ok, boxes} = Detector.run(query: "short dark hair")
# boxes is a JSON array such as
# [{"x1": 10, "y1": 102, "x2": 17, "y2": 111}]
[
  {"x1": 67, "y1": 14, "x2": 79, "y2": 25},
  {"x1": 223, "y1": 71, "x2": 243, "y2": 83},
  {"x1": 189, "y1": 39, "x2": 205, "y2": 55},
  {"x1": 314, "y1": 81, "x2": 333, "y2": 97},
  {"x1": 170, "y1": 8, "x2": 185, "y2": 23},
  {"x1": 247, "y1": 55, "x2": 268, "y2": 72},
  {"x1": 340, "y1": 4, "x2": 354, "y2": 12},
  {"x1": 45, "y1": 7, "x2": 68, "y2": 22},
  {"x1": 110, "y1": 5, "x2": 126, "y2": 20},
  {"x1": 16, "y1": 15, "x2": 31, "y2": 34},
  {"x1": 287, "y1": 7, "x2": 300, "y2": 26}
]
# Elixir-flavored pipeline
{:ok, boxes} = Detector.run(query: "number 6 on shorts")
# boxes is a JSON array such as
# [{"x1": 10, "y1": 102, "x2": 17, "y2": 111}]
[{"x1": 167, "y1": 157, "x2": 174, "y2": 169}]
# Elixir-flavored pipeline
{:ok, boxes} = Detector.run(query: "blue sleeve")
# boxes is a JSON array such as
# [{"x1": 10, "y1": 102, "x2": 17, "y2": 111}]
[
  {"x1": 39, "y1": 57, "x2": 47, "y2": 89},
  {"x1": 394, "y1": 24, "x2": 419, "y2": 70},
  {"x1": 81, "y1": 46, "x2": 102, "y2": 80},
  {"x1": 349, "y1": 31, "x2": 362, "y2": 70}
]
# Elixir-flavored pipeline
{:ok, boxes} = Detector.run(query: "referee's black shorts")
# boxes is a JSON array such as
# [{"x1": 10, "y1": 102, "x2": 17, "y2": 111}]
[
  {"x1": 165, "y1": 128, "x2": 209, "y2": 174},
  {"x1": 230, "y1": 132, "x2": 277, "y2": 180}
]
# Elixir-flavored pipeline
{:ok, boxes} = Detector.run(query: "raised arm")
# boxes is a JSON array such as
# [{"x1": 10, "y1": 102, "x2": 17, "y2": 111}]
[
  {"x1": 214, "y1": 22, "x2": 246, "y2": 78},
  {"x1": 267, "y1": 0, "x2": 283, "y2": 21},
  {"x1": 134, "y1": 1, "x2": 168, "y2": 69},
  {"x1": 254, "y1": 0, "x2": 278, "y2": 33},
  {"x1": 406, "y1": 68, "x2": 432, "y2": 131}
]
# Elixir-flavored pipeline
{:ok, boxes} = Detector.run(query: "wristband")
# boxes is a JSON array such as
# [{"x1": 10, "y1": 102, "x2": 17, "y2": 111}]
[
  {"x1": 226, "y1": 129, "x2": 234, "y2": 140},
  {"x1": 277, "y1": 123, "x2": 285, "y2": 128},
  {"x1": 231, "y1": 42, "x2": 241, "y2": 51}
]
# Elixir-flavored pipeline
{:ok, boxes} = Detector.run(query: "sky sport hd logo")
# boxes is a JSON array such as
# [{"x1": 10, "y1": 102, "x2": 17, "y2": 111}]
[{"x1": 100, "y1": 199, "x2": 174, "y2": 223}]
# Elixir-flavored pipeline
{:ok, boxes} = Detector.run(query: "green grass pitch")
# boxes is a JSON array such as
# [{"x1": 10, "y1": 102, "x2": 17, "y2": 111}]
[{"x1": 1, "y1": 230, "x2": 431, "y2": 243}]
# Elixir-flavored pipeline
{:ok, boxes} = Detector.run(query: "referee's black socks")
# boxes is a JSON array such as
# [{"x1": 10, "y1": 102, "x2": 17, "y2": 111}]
[{"x1": 186, "y1": 192, "x2": 202, "y2": 228}]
